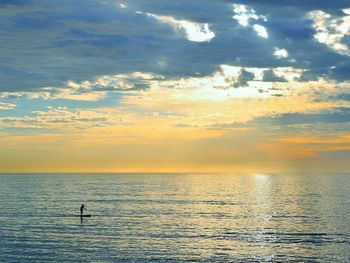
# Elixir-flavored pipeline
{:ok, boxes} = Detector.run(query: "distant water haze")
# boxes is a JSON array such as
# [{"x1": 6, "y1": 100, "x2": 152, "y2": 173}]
[{"x1": 0, "y1": 173, "x2": 349, "y2": 262}]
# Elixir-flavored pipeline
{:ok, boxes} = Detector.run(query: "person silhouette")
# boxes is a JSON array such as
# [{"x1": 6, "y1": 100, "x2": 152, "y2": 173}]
[{"x1": 80, "y1": 204, "x2": 86, "y2": 216}]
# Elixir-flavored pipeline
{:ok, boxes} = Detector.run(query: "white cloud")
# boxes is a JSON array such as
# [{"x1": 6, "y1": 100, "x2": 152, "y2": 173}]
[
  {"x1": 232, "y1": 4, "x2": 268, "y2": 38},
  {"x1": 121, "y1": 75, "x2": 350, "y2": 129},
  {"x1": 253, "y1": 24, "x2": 268, "y2": 38},
  {"x1": 119, "y1": 3, "x2": 127, "y2": 9},
  {"x1": 232, "y1": 4, "x2": 266, "y2": 27},
  {"x1": 137, "y1": 11, "x2": 215, "y2": 42},
  {"x1": 273, "y1": 67, "x2": 304, "y2": 82},
  {"x1": 0, "y1": 72, "x2": 164, "y2": 101},
  {"x1": 274, "y1": 47, "x2": 289, "y2": 59},
  {"x1": 0, "y1": 65, "x2": 307, "y2": 102},
  {"x1": 309, "y1": 9, "x2": 350, "y2": 55},
  {"x1": 0, "y1": 107, "x2": 120, "y2": 130},
  {"x1": 0, "y1": 102, "x2": 16, "y2": 110}
]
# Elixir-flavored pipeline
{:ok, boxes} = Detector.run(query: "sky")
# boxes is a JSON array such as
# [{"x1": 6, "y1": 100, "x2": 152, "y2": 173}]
[{"x1": 0, "y1": 0, "x2": 350, "y2": 173}]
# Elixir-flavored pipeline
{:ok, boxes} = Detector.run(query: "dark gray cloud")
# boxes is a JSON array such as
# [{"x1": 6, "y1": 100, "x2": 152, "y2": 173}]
[
  {"x1": 0, "y1": 0, "x2": 349, "y2": 93},
  {"x1": 214, "y1": 108, "x2": 350, "y2": 130},
  {"x1": 0, "y1": 0, "x2": 34, "y2": 7},
  {"x1": 334, "y1": 93, "x2": 350, "y2": 101}
]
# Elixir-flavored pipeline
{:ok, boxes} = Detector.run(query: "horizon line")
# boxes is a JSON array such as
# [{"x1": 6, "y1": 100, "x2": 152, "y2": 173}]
[{"x1": 0, "y1": 171, "x2": 348, "y2": 175}]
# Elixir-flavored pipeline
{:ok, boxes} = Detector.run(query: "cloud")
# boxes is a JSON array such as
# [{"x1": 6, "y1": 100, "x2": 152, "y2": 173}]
[
  {"x1": 272, "y1": 67, "x2": 304, "y2": 81},
  {"x1": 4, "y1": 65, "x2": 348, "y2": 135},
  {"x1": 0, "y1": 102, "x2": 16, "y2": 110},
  {"x1": 2, "y1": 0, "x2": 350, "y2": 172},
  {"x1": 137, "y1": 11, "x2": 215, "y2": 42},
  {"x1": 274, "y1": 47, "x2": 289, "y2": 58},
  {"x1": 252, "y1": 24, "x2": 268, "y2": 38},
  {"x1": 0, "y1": 107, "x2": 120, "y2": 130},
  {"x1": 232, "y1": 3, "x2": 268, "y2": 38},
  {"x1": 120, "y1": 70, "x2": 350, "y2": 129},
  {"x1": 0, "y1": 72, "x2": 163, "y2": 101},
  {"x1": 275, "y1": 134, "x2": 350, "y2": 157},
  {"x1": 0, "y1": 65, "x2": 303, "y2": 100},
  {"x1": 309, "y1": 9, "x2": 350, "y2": 55},
  {"x1": 232, "y1": 3, "x2": 267, "y2": 27},
  {"x1": 222, "y1": 107, "x2": 350, "y2": 129},
  {"x1": 2, "y1": 0, "x2": 350, "y2": 94}
]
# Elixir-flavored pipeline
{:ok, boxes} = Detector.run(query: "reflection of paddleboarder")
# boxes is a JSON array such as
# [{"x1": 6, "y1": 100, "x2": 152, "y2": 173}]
[{"x1": 80, "y1": 204, "x2": 86, "y2": 216}]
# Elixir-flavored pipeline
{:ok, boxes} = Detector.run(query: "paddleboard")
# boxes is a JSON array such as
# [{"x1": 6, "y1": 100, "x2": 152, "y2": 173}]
[{"x1": 79, "y1": 215, "x2": 92, "y2": 217}]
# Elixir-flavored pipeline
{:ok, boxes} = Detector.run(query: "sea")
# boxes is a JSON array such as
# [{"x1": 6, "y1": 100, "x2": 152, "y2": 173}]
[{"x1": 0, "y1": 173, "x2": 349, "y2": 262}]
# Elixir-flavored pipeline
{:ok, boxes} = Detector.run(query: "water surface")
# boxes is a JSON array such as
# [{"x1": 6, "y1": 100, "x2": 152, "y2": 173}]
[{"x1": 0, "y1": 173, "x2": 349, "y2": 262}]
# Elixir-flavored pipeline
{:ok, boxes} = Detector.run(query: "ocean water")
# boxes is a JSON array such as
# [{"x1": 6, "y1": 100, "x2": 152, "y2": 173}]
[{"x1": 0, "y1": 173, "x2": 349, "y2": 262}]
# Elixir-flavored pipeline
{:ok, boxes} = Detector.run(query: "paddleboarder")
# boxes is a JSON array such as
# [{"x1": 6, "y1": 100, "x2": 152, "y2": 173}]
[{"x1": 80, "y1": 204, "x2": 86, "y2": 216}]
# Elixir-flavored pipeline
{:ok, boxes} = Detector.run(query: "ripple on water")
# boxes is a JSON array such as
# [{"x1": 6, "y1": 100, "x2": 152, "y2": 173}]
[{"x1": 0, "y1": 173, "x2": 350, "y2": 262}]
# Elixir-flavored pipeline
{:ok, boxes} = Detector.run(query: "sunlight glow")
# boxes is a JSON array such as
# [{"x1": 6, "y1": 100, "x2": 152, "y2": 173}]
[{"x1": 138, "y1": 12, "x2": 215, "y2": 42}]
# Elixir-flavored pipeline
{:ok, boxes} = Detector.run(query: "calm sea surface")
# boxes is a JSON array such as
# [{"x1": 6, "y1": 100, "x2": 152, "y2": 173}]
[{"x1": 0, "y1": 173, "x2": 349, "y2": 262}]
